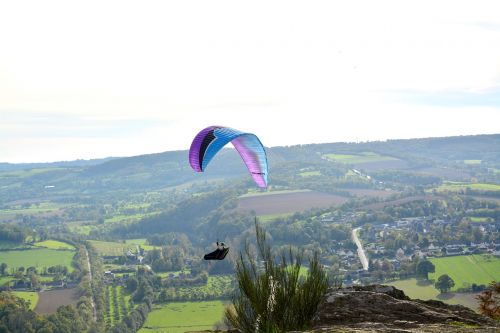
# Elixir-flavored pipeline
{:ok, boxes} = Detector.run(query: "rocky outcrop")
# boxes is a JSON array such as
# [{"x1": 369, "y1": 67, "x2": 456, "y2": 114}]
[{"x1": 310, "y1": 285, "x2": 498, "y2": 332}]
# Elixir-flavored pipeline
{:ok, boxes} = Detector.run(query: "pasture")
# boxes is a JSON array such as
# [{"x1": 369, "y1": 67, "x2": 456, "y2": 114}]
[
  {"x1": 470, "y1": 217, "x2": 494, "y2": 223},
  {"x1": 238, "y1": 190, "x2": 348, "y2": 215},
  {"x1": 0, "y1": 276, "x2": 14, "y2": 286},
  {"x1": 323, "y1": 152, "x2": 399, "y2": 164},
  {"x1": 0, "y1": 167, "x2": 65, "y2": 178},
  {"x1": 0, "y1": 202, "x2": 62, "y2": 218},
  {"x1": 299, "y1": 170, "x2": 321, "y2": 177},
  {"x1": 0, "y1": 248, "x2": 75, "y2": 272},
  {"x1": 434, "y1": 182, "x2": 500, "y2": 193},
  {"x1": 104, "y1": 212, "x2": 157, "y2": 224},
  {"x1": 139, "y1": 300, "x2": 226, "y2": 333},
  {"x1": 12, "y1": 291, "x2": 39, "y2": 310},
  {"x1": 89, "y1": 239, "x2": 159, "y2": 256},
  {"x1": 67, "y1": 223, "x2": 96, "y2": 236},
  {"x1": 258, "y1": 213, "x2": 294, "y2": 223},
  {"x1": 34, "y1": 239, "x2": 75, "y2": 250},
  {"x1": 428, "y1": 255, "x2": 500, "y2": 290},
  {"x1": 389, "y1": 279, "x2": 479, "y2": 310}
]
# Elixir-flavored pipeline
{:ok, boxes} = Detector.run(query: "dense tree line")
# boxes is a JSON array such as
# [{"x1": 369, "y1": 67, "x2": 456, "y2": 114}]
[
  {"x1": 0, "y1": 292, "x2": 97, "y2": 333},
  {"x1": 0, "y1": 224, "x2": 29, "y2": 243},
  {"x1": 108, "y1": 270, "x2": 160, "y2": 333}
]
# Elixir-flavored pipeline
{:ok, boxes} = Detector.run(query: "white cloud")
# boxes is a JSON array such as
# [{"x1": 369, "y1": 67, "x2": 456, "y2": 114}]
[{"x1": 1, "y1": 0, "x2": 499, "y2": 162}]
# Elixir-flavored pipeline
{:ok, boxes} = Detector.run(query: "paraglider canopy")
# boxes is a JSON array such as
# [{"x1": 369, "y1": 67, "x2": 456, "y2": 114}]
[{"x1": 189, "y1": 126, "x2": 268, "y2": 188}]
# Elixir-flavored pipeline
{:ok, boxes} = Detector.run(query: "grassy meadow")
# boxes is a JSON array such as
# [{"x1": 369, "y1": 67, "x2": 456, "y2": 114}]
[
  {"x1": 89, "y1": 239, "x2": 159, "y2": 256},
  {"x1": 0, "y1": 248, "x2": 75, "y2": 272},
  {"x1": 434, "y1": 182, "x2": 500, "y2": 193},
  {"x1": 11, "y1": 291, "x2": 39, "y2": 310},
  {"x1": 389, "y1": 279, "x2": 479, "y2": 310},
  {"x1": 34, "y1": 239, "x2": 75, "y2": 250},
  {"x1": 323, "y1": 152, "x2": 398, "y2": 164},
  {"x1": 428, "y1": 255, "x2": 499, "y2": 290},
  {"x1": 0, "y1": 202, "x2": 62, "y2": 218},
  {"x1": 139, "y1": 300, "x2": 226, "y2": 333},
  {"x1": 299, "y1": 170, "x2": 321, "y2": 177}
]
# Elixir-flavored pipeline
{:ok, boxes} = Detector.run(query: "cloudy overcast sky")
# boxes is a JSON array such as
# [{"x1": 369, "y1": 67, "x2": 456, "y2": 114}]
[{"x1": 1, "y1": 0, "x2": 499, "y2": 163}]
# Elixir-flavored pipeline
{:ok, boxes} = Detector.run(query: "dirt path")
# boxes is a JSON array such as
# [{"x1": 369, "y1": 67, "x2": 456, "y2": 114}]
[{"x1": 85, "y1": 246, "x2": 97, "y2": 323}]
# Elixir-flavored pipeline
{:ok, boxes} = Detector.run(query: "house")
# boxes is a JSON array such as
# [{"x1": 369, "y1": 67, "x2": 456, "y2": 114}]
[
  {"x1": 104, "y1": 271, "x2": 115, "y2": 278},
  {"x1": 426, "y1": 244, "x2": 440, "y2": 256},
  {"x1": 445, "y1": 245, "x2": 464, "y2": 256},
  {"x1": 395, "y1": 248, "x2": 408, "y2": 262}
]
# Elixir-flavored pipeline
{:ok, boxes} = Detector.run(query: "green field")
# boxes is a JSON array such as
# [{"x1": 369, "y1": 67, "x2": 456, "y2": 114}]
[
  {"x1": 464, "y1": 160, "x2": 481, "y2": 165},
  {"x1": 323, "y1": 152, "x2": 398, "y2": 164},
  {"x1": 0, "y1": 276, "x2": 14, "y2": 286},
  {"x1": 434, "y1": 182, "x2": 500, "y2": 193},
  {"x1": 429, "y1": 255, "x2": 499, "y2": 290},
  {"x1": 299, "y1": 170, "x2": 321, "y2": 177},
  {"x1": 0, "y1": 248, "x2": 75, "y2": 272},
  {"x1": 389, "y1": 279, "x2": 479, "y2": 310},
  {"x1": 34, "y1": 240, "x2": 75, "y2": 250},
  {"x1": 470, "y1": 217, "x2": 494, "y2": 223},
  {"x1": 104, "y1": 212, "x2": 157, "y2": 224},
  {"x1": 12, "y1": 291, "x2": 39, "y2": 310},
  {"x1": 258, "y1": 213, "x2": 294, "y2": 223},
  {"x1": 67, "y1": 223, "x2": 97, "y2": 236},
  {"x1": 139, "y1": 300, "x2": 226, "y2": 333},
  {"x1": 89, "y1": 240, "x2": 159, "y2": 256},
  {"x1": 0, "y1": 202, "x2": 62, "y2": 217},
  {"x1": 0, "y1": 168, "x2": 65, "y2": 178}
]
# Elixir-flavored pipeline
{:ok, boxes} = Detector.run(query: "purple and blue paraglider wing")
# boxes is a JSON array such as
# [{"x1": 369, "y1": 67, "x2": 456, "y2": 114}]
[{"x1": 189, "y1": 126, "x2": 268, "y2": 188}]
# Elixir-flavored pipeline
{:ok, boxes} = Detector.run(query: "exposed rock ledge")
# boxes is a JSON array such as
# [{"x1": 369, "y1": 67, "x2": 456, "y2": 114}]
[
  {"x1": 189, "y1": 285, "x2": 498, "y2": 333},
  {"x1": 308, "y1": 285, "x2": 498, "y2": 332}
]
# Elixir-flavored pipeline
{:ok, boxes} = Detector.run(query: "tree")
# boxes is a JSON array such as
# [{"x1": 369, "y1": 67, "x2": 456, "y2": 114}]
[
  {"x1": 416, "y1": 260, "x2": 435, "y2": 280},
  {"x1": 225, "y1": 220, "x2": 330, "y2": 332},
  {"x1": 126, "y1": 277, "x2": 138, "y2": 293},
  {"x1": 435, "y1": 274, "x2": 455, "y2": 293},
  {"x1": 0, "y1": 263, "x2": 7, "y2": 275}
]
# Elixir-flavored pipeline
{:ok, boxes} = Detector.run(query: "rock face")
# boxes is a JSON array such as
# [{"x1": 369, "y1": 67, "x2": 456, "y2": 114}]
[{"x1": 310, "y1": 285, "x2": 498, "y2": 332}]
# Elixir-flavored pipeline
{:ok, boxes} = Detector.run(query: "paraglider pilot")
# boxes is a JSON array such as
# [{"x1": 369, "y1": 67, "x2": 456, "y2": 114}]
[{"x1": 204, "y1": 241, "x2": 229, "y2": 260}]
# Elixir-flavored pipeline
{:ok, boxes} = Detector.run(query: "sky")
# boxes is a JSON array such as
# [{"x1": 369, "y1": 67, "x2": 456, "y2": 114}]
[{"x1": 1, "y1": 1, "x2": 500, "y2": 163}]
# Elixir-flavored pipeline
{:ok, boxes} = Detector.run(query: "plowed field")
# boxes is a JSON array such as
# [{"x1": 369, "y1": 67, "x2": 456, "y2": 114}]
[
  {"x1": 238, "y1": 190, "x2": 348, "y2": 215},
  {"x1": 35, "y1": 288, "x2": 79, "y2": 314}
]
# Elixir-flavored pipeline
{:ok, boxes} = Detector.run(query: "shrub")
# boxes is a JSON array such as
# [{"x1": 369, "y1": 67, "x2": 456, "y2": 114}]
[{"x1": 225, "y1": 220, "x2": 329, "y2": 332}]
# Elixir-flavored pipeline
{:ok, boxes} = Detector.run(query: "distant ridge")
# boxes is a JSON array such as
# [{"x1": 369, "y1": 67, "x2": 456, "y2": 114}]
[
  {"x1": 0, "y1": 133, "x2": 500, "y2": 171},
  {"x1": 0, "y1": 157, "x2": 119, "y2": 172}
]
